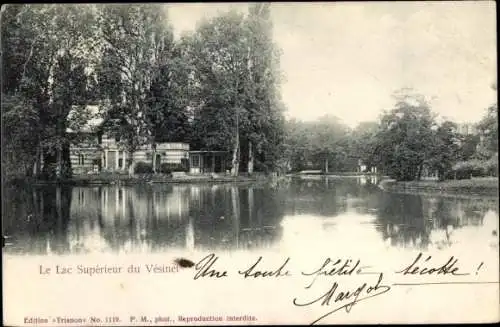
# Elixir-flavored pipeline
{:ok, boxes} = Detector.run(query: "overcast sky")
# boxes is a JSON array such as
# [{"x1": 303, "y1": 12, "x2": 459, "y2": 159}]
[{"x1": 167, "y1": 2, "x2": 497, "y2": 127}]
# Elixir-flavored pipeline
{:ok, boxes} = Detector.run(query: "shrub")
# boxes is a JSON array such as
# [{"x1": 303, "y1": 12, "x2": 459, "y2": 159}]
[
  {"x1": 134, "y1": 161, "x2": 153, "y2": 174},
  {"x1": 158, "y1": 163, "x2": 170, "y2": 174},
  {"x1": 450, "y1": 158, "x2": 498, "y2": 179},
  {"x1": 254, "y1": 161, "x2": 270, "y2": 174},
  {"x1": 484, "y1": 154, "x2": 499, "y2": 177},
  {"x1": 159, "y1": 161, "x2": 188, "y2": 173},
  {"x1": 158, "y1": 163, "x2": 175, "y2": 176},
  {"x1": 451, "y1": 161, "x2": 472, "y2": 179}
]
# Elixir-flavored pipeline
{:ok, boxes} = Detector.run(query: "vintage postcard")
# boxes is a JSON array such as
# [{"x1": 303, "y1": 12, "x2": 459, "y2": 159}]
[{"x1": 2, "y1": 2, "x2": 499, "y2": 326}]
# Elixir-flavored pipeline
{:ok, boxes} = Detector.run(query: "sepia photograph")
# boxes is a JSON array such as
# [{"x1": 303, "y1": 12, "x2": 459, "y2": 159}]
[{"x1": 2, "y1": 2, "x2": 499, "y2": 326}]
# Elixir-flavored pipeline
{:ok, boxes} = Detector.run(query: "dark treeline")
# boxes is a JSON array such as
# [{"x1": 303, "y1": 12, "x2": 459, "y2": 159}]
[
  {"x1": 2, "y1": 5, "x2": 497, "y2": 183},
  {"x1": 2, "y1": 4, "x2": 285, "y2": 180},
  {"x1": 283, "y1": 87, "x2": 498, "y2": 181}
]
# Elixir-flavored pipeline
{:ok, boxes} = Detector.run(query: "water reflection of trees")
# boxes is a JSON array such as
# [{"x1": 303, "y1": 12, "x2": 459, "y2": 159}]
[
  {"x1": 285, "y1": 177, "x2": 379, "y2": 216},
  {"x1": 375, "y1": 191, "x2": 498, "y2": 250},
  {"x1": 375, "y1": 192, "x2": 432, "y2": 249},
  {"x1": 3, "y1": 183, "x2": 285, "y2": 254},
  {"x1": 92, "y1": 185, "x2": 187, "y2": 252},
  {"x1": 4, "y1": 180, "x2": 497, "y2": 254},
  {"x1": 3, "y1": 185, "x2": 73, "y2": 255},
  {"x1": 188, "y1": 185, "x2": 284, "y2": 251}
]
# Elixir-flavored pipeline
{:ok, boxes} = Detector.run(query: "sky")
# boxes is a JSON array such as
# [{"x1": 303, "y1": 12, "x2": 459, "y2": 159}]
[{"x1": 167, "y1": 2, "x2": 497, "y2": 127}]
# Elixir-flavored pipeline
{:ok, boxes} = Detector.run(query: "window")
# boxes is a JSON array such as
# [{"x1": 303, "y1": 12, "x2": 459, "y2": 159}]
[
  {"x1": 191, "y1": 155, "x2": 200, "y2": 168},
  {"x1": 118, "y1": 158, "x2": 123, "y2": 169},
  {"x1": 78, "y1": 154, "x2": 85, "y2": 165}
]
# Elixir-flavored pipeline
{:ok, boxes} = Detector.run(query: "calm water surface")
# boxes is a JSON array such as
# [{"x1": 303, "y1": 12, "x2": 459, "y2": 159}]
[{"x1": 3, "y1": 177, "x2": 499, "y2": 255}]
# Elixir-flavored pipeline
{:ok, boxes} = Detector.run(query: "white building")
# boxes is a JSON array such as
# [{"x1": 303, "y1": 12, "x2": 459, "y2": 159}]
[
  {"x1": 67, "y1": 105, "x2": 190, "y2": 174},
  {"x1": 67, "y1": 105, "x2": 228, "y2": 175}
]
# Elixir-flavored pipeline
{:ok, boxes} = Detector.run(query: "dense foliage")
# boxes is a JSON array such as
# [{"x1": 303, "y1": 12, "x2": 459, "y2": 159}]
[
  {"x1": 2, "y1": 5, "x2": 496, "y2": 182},
  {"x1": 283, "y1": 87, "x2": 498, "y2": 181},
  {"x1": 2, "y1": 4, "x2": 286, "y2": 179}
]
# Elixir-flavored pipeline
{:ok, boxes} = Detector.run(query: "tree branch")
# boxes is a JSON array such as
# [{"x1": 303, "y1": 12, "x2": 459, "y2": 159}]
[
  {"x1": 20, "y1": 35, "x2": 39, "y2": 87},
  {"x1": 101, "y1": 34, "x2": 131, "y2": 67}
]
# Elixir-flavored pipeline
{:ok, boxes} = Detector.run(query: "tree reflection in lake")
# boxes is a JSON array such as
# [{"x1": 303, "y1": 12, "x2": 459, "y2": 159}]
[
  {"x1": 374, "y1": 191, "x2": 498, "y2": 250},
  {"x1": 2, "y1": 185, "x2": 73, "y2": 254},
  {"x1": 3, "y1": 183, "x2": 285, "y2": 254},
  {"x1": 2, "y1": 178, "x2": 498, "y2": 255}
]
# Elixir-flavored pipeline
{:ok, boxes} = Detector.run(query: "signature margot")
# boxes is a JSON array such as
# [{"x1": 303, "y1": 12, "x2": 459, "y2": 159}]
[{"x1": 293, "y1": 271, "x2": 391, "y2": 325}]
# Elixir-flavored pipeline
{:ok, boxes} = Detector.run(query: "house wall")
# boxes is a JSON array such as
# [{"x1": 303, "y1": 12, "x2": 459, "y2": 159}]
[
  {"x1": 70, "y1": 147, "x2": 102, "y2": 175},
  {"x1": 133, "y1": 143, "x2": 189, "y2": 166},
  {"x1": 156, "y1": 143, "x2": 189, "y2": 164},
  {"x1": 189, "y1": 153, "x2": 226, "y2": 175},
  {"x1": 70, "y1": 134, "x2": 190, "y2": 174}
]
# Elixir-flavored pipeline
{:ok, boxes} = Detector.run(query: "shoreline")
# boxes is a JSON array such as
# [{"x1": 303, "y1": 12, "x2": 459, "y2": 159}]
[
  {"x1": 379, "y1": 178, "x2": 499, "y2": 197},
  {"x1": 293, "y1": 172, "x2": 379, "y2": 177},
  {"x1": 5, "y1": 173, "x2": 282, "y2": 187},
  {"x1": 6, "y1": 174, "x2": 498, "y2": 198}
]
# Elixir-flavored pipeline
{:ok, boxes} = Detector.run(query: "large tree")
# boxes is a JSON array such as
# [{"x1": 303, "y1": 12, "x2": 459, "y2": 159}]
[
  {"x1": 282, "y1": 116, "x2": 353, "y2": 173},
  {"x1": 241, "y1": 3, "x2": 285, "y2": 174},
  {"x1": 477, "y1": 104, "x2": 498, "y2": 156},
  {"x1": 96, "y1": 4, "x2": 174, "y2": 174},
  {"x1": 373, "y1": 89, "x2": 437, "y2": 181},
  {"x1": 307, "y1": 115, "x2": 349, "y2": 173},
  {"x1": 1, "y1": 4, "x2": 99, "y2": 179},
  {"x1": 187, "y1": 5, "x2": 286, "y2": 176},
  {"x1": 348, "y1": 121, "x2": 380, "y2": 172},
  {"x1": 428, "y1": 121, "x2": 460, "y2": 181},
  {"x1": 147, "y1": 41, "x2": 192, "y2": 145},
  {"x1": 187, "y1": 11, "x2": 251, "y2": 175}
]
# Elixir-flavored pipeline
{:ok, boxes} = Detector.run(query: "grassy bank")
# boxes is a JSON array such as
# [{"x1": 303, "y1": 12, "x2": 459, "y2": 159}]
[
  {"x1": 379, "y1": 177, "x2": 499, "y2": 197},
  {"x1": 9, "y1": 172, "x2": 279, "y2": 187},
  {"x1": 294, "y1": 171, "x2": 379, "y2": 176}
]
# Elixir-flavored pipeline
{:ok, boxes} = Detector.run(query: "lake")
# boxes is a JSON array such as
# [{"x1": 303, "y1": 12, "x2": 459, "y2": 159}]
[{"x1": 3, "y1": 176, "x2": 499, "y2": 256}]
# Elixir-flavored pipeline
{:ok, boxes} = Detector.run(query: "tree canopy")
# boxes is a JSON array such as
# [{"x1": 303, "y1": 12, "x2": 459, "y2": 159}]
[{"x1": 1, "y1": 4, "x2": 287, "y2": 179}]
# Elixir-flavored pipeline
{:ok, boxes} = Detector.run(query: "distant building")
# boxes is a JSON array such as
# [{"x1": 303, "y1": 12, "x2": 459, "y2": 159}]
[
  {"x1": 455, "y1": 123, "x2": 478, "y2": 136},
  {"x1": 66, "y1": 105, "x2": 226, "y2": 175},
  {"x1": 357, "y1": 159, "x2": 377, "y2": 173}
]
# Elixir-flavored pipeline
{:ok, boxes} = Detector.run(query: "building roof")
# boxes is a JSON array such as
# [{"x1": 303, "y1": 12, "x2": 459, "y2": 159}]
[
  {"x1": 66, "y1": 105, "x2": 103, "y2": 133},
  {"x1": 189, "y1": 150, "x2": 228, "y2": 154}
]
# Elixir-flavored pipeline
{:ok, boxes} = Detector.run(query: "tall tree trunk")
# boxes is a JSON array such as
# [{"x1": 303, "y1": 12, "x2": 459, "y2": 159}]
[
  {"x1": 231, "y1": 106, "x2": 240, "y2": 177},
  {"x1": 248, "y1": 141, "x2": 254, "y2": 175},
  {"x1": 151, "y1": 143, "x2": 157, "y2": 174},
  {"x1": 32, "y1": 161, "x2": 38, "y2": 177},
  {"x1": 128, "y1": 150, "x2": 136, "y2": 177},
  {"x1": 231, "y1": 138, "x2": 239, "y2": 176},
  {"x1": 40, "y1": 146, "x2": 45, "y2": 173},
  {"x1": 33, "y1": 189, "x2": 40, "y2": 221},
  {"x1": 56, "y1": 185, "x2": 62, "y2": 227},
  {"x1": 33, "y1": 144, "x2": 41, "y2": 177},
  {"x1": 57, "y1": 147, "x2": 63, "y2": 179}
]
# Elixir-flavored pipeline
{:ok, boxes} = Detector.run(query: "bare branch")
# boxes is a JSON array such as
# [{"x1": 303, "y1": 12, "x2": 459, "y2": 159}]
[
  {"x1": 20, "y1": 35, "x2": 39, "y2": 86},
  {"x1": 101, "y1": 34, "x2": 131, "y2": 67}
]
